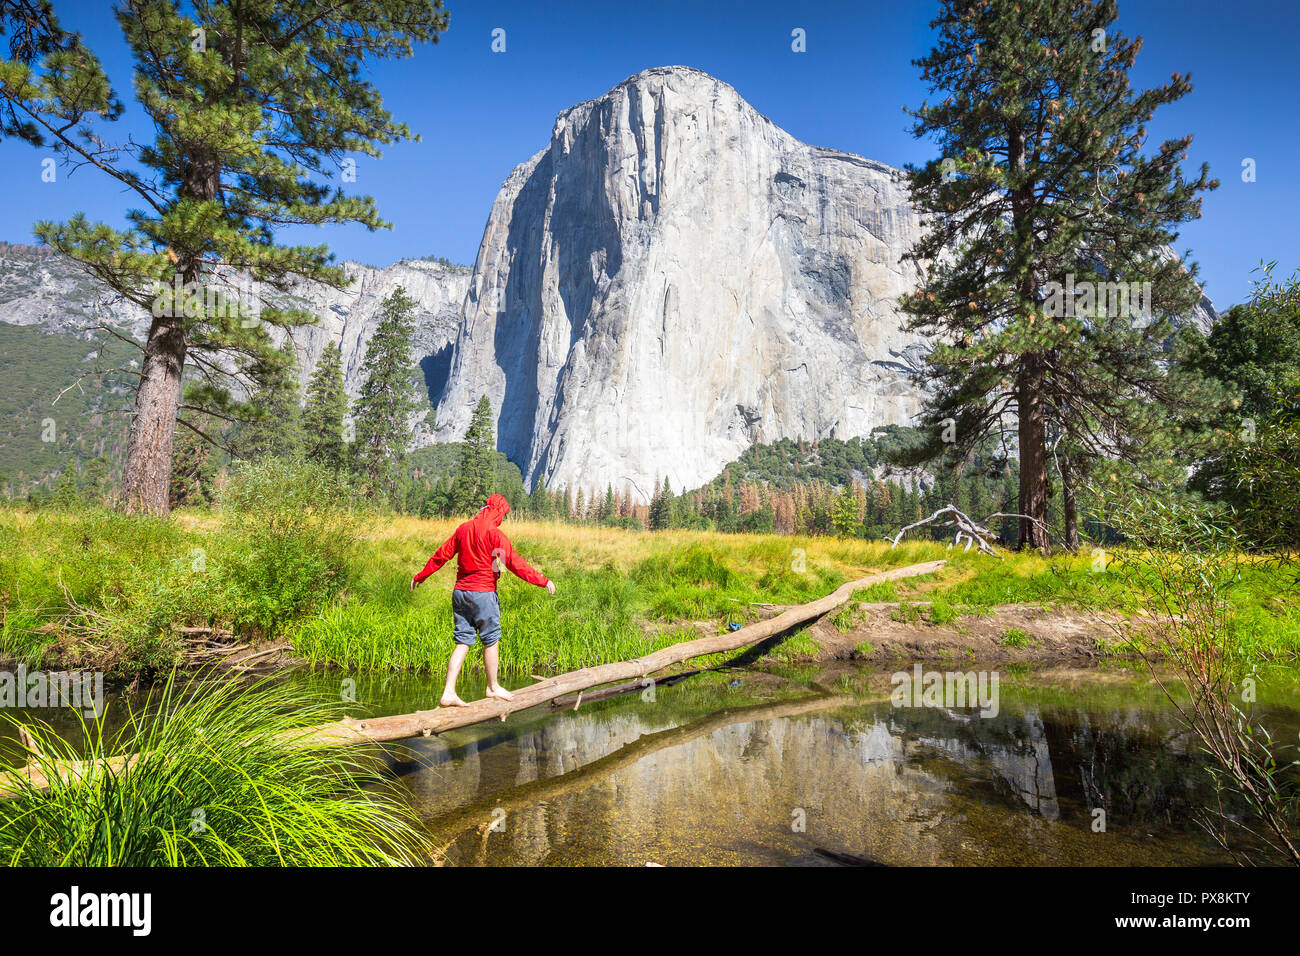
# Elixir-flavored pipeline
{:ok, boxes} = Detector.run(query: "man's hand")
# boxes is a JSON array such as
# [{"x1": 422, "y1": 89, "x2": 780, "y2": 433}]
[
  {"x1": 545, "y1": 580, "x2": 556, "y2": 595},
  {"x1": 410, "y1": 576, "x2": 419, "y2": 592}
]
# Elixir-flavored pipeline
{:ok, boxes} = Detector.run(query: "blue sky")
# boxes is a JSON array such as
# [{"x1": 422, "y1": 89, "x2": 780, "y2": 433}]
[{"x1": 2, "y1": 0, "x2": 1296, "y2": 308}]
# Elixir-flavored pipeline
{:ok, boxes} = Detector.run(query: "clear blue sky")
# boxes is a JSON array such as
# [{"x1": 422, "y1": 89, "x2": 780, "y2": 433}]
[{"x1": 2, "y1": 0, "x2": 1296, "y2": 308}]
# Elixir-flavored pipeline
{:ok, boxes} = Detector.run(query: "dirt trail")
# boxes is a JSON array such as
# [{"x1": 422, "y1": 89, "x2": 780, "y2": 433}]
[{"x1": 807, "y1": 602, "x2": 1125, "y2": 664}]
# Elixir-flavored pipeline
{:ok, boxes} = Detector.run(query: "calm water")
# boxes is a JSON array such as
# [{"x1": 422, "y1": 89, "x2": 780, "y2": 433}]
[
  {"x1": 5, "y1": 662, "x2": 1298, "y2": 865},
  {"x1": 335, "y1": 664, "x2": 1300, "y2": 866}
]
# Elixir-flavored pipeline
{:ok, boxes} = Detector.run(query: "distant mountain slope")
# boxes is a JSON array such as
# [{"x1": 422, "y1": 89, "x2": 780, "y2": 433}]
[
  {"x1": 0, "y1": 242, "x2": 470, "y2": 416},
  {"x1": 0, "y1": 321, "x2": 136, "y2": 494}
]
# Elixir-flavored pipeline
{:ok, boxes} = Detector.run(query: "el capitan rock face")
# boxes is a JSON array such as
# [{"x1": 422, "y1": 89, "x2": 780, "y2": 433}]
[
  {"x1": 1, "y1": 66, "x2": 1220, "y2": 499},
  {"x1": 432, "y1": 66, "x2": 935, "y2": 502}
]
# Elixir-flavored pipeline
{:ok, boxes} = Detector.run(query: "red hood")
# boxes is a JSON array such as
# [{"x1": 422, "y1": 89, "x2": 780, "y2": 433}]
[{"x1": 479, "y1": 493, "x2": 511, "y2": 527}]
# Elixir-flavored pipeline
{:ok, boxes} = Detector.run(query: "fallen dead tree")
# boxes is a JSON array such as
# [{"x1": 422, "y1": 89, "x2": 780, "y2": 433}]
[
  {"x1": 891, "y1": 505, "x2": 1063, "y2": 556},
  {"x1": 0, "y1": 559, "x2": 946, "y2": 796}
]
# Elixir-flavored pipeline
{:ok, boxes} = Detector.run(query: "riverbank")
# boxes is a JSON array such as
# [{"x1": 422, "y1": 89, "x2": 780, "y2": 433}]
[{"x1": 3, "y1": 502, "x2": 1298, "y2": 682}]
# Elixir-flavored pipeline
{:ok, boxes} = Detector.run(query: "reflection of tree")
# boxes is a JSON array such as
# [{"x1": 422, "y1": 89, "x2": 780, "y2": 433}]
[{"x1": 892, "y1": 703, "x2": 1230, "y2": 837}]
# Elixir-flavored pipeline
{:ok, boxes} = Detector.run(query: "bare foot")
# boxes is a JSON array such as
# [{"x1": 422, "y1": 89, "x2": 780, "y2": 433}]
[
  {"x1": 439, "y1": 693, "x2": 468, "y2": 708},
  {"x1": 485, "y1": 684, "x2": 514, "y2": 702}
]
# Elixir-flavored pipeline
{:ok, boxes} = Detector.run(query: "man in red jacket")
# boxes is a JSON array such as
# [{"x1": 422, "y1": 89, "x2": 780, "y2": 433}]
[{"x1": 411, "y1": 493, "x2": 555, "y2": 707}]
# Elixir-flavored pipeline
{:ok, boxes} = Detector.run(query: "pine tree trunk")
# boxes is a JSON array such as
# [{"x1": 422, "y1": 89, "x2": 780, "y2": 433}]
[
  {"x1": 1061, "y1": 451, "x2": 1080, "y2": 552},
  {"x1": 1016, "y1": 353, "x2": 1050, "y2": 551},
  {"x1": 121, "y1": 312, "x2": 187, "y2": 516},
  {"x1": 121, "y1": 150, "x2": 217, "y2": 516}
]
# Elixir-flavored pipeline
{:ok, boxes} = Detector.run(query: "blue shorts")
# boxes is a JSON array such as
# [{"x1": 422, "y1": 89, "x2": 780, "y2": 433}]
[{"x1": 451, "y1": 589, "x2": 501, "y2": 648}]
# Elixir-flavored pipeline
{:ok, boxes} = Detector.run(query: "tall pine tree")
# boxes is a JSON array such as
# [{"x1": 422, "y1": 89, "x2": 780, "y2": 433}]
[
  {"x1": 453, "y1": 395, "x2": 496, "y2": 514},
  {"x1": 241, "y1": 341, "x2": 303, "y2": 461},
  {"x1": 352, "y1": 287, "x2": 423, "y2": 499},
  {"x1": 0, "y1": 1, "x2": 448, "y2": 514},
  {"x1": 902, "y1": 0, "x2": 1216, "y2": 549},
  {"x1": 302, "y1": 344, "x2": 349, "y2": 470}
]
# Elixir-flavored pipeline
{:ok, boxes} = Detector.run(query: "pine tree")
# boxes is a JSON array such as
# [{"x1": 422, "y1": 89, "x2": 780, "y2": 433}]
[
  {"x1": 529, "y1": 476, "x2": 553, "y2": 519},
  {"x1": 241, "y1": 341, "x2": 303, "y2": 461},
  {"x1": 353, "y1": 287, "x2": 424, "y2": 499},
  {"x1": 902, "y1": 0, "x2": 1217, "y2": 549},
  {"x1": 0, "y1": 1, "x2": 448, "y2": 515},
  {"x1": 452, "y1": 395, "x2": 496, "y2": 513},
  {"x1": 649, "y1": 476, "x2": 676, "y2": 530},
  {"x1": 831, "y1": 487, "x2": 862, "y2": 538},
  {"x1": 302, "y1": 344, "x2": 348, "y2": 470}
]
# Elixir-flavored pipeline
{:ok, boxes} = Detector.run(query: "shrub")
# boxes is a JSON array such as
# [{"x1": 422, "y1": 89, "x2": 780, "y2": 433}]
[{"x1": 217, "y1": 459, "x2": 363, "y2": 636}]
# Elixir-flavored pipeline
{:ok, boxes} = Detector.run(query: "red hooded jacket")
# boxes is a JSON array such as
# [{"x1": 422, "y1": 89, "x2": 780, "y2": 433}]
[{"x1": 413, "y1": 493, "x2": 549, "y2": 592}]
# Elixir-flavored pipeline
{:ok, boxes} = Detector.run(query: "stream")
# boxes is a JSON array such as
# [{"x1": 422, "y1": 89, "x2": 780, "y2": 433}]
[{"x1": 5, "y1": 661, "x2": 1298, "y2": 866}]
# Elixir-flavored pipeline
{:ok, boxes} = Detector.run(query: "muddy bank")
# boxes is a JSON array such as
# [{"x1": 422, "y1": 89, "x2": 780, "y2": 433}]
[{"x1": 805, "y1": 602, "x2": 1126, "y2": 664}]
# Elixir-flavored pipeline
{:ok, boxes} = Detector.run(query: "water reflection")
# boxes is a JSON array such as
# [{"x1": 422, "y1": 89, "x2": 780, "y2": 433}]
[{"x1": 397, "y1": 672, "x2": 1293, "y2": 866}]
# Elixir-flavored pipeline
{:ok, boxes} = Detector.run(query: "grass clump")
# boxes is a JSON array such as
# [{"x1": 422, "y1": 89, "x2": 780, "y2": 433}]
[
  {"x1": 1001, "y1": 627, "x2": 1031, "y2": 649},
  {"x1": 926, "y1": 595, "x2": 959, "y2": 624},
  {"x1": 0, "y1": 672, "x2": 429, "y2": 866}
]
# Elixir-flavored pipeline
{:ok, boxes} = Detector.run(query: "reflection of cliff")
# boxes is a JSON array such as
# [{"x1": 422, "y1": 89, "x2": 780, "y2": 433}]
[
  {"x1": 400, "y1": 696, "x2": 1229, "y2": 867},
  {"x1": 911, "y1": 708, "x2": 1061, "y2": 820}
]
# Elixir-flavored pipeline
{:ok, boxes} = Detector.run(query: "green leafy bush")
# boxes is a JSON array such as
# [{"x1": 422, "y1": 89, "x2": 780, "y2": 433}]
[{"x1": 216, "y1": 459, "x2": 363, "y2": 636}]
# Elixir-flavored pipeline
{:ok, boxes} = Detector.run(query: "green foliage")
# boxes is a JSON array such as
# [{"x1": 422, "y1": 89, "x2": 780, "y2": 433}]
[
  {"x1": 0, "y1": 672, "x2": 429, "y2": 866},
  {"x1": 238, "y1": 341, "x2": 303, "y2": 461},
  {"x1": 217, "y1": 458, "x2": 363, "y2": 636},
  {"x1": 301, "y1": 344, "x2": 348, "y2": 470},
  {"x1": 1188, "y1": 263, "x2": 1300, "y2": 549},
  {"x1": 1190, "y1": 263, "x2": 1300, "y2": 421},
  {"x1": 1229, "y1": 374, "x2": 1300, "y2": 552},
  {"x1": 1001, "y1": 627, "x2": 1031, "y2": 649},
  {"x1": 452, "y1": 395, "x2": 496, "y2": 514},
  {"x1": 926, "y1": 595, "x2": 958, "y2": 624},
  {"x1": 352, "y1": 287, "x2": 423, "y2": 499}
]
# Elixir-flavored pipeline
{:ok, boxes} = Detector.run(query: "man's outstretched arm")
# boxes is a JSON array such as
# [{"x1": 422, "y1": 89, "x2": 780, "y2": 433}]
[
  {"x1": 493, "y1": 531, "x2": 553, "y2": 590},
  {"x1": 412, "y1": 532, "x2": 458, "y2": 589}
]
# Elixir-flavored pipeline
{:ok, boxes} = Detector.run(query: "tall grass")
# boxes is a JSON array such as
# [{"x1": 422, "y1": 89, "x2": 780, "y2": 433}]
[
  {"x1": 0, "y1": 672, "x2": 430, "y2": 866},
  {"x1": 0, "y1": 460, "x2": 364, "y2": 675},
  {"x1": 7, "y1": 498, "x2": 1296, "y2": 680},
  {"x1": 292, "y1": 528, "x2": 943, "y2": 676}
]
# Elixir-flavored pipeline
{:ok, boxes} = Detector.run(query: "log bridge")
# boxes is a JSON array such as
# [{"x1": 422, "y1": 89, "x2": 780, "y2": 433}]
[{"x1": 0, "y1": 559, "x2": 946, "y2": 797}]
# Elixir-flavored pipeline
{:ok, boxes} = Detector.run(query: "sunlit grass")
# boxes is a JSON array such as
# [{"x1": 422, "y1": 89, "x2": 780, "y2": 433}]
[
  {"x1": 0, "y1": 672, "x2": 430, "y2": 866},
  {"x1": 6, "y1": 504, "x2": 1298, "y2": 677}
]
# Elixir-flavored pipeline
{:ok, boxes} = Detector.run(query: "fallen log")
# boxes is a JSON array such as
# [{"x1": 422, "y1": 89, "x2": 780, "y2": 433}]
[
  {"x1": 0, "y1": 559, "x2": 945, "y2": 796},
  {"x1": 293, "y1": 558, "x2": 945, "y2": 748},
  {"x1": 551, "y1": 668, "x2": 705, "y2": 708}
]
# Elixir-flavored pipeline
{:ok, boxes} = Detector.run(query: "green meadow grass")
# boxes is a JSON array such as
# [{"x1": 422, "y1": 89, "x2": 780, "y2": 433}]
[{"x1": 4, "y1": 502, "x2": 1299, "y2": 678}]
